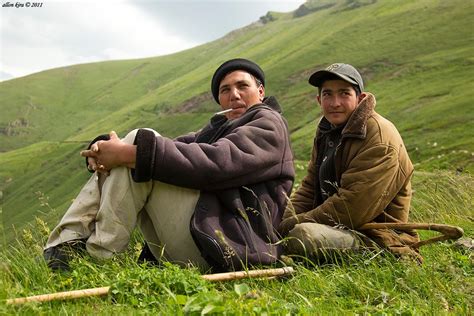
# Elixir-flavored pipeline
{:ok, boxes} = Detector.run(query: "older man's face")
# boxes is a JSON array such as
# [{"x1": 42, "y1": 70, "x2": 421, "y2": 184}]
[{"x1": 218, "y1": 70, "x2": 264, "y2": 120}]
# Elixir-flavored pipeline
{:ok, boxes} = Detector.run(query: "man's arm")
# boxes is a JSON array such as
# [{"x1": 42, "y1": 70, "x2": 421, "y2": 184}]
[
  {"x1": 174, "y1": 132, "x2": 198, "y2": 144},
  {"x1": 82, "y1": 130, "x2": 197, "y2": 173},
  {"x1": 133, "y1": 110, "x2": 294, "y2": 190},
  {"x1": 280, "y1": 143, "x2": 409, "y2": 234}
]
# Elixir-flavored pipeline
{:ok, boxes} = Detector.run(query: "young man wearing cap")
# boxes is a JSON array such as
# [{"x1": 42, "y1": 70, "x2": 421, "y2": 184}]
[
  {"x1": 44, "y1": 58, "x2": 294, "y2": 271},
  {"x1": 279, "y1": 63, "x2": 420, "y2": 260}
]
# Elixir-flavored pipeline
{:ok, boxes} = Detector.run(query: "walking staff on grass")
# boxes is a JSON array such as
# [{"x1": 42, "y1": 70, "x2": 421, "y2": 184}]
[
  {"x1": 278, "y1": 63, "x2": 422, "y2": 261},
  {"x1": 44, "y1": 58, "x2": 295, "y2": 272}
]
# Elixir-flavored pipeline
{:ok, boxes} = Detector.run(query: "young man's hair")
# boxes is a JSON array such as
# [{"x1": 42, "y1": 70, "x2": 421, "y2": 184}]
[{"x1": 317, "y1": 73, "x2": 361, "y2": 96}]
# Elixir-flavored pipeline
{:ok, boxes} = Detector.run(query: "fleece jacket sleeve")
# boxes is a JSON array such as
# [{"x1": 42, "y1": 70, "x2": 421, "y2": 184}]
[{"x1": 132, "y1": 109, "x2": 292, "y2": 191}]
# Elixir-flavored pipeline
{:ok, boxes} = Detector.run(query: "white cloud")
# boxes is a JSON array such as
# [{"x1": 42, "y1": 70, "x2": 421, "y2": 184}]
[
  {"x1": 0, "y1": 0, "x2": 304, "y2": 80},
  {"x1": 0, "y1": 0, "x2": 197, "y2": 78}
]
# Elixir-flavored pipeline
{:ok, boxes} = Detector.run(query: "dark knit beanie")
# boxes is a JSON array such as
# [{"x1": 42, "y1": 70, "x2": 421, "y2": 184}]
[{"x1": 211, "y1": 58, "x2": 265, "y2": 104}]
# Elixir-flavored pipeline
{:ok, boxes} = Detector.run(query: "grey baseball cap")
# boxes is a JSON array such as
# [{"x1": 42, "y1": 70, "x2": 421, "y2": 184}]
[{"x1": 308, "y1": 63, "x2": 364, "y2": 92}]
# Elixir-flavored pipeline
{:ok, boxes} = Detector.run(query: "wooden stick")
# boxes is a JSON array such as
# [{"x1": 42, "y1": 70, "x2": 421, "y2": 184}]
[
  {"x1": 6, "y1": 267, "x2": 294, "y2": 305},
  {"x1": 6, "y1": 286, "x2": 111, "y2": 305},
  {"x1": 202, "y1": 266, "x2": 294, "y2": 282},
  {"x1": 358, "y1": 222, "x2": 464, "y2": 248}
]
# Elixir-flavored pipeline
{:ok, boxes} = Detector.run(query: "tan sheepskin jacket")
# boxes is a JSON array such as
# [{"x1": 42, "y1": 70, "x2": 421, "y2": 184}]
[{"x1": 280, "y1": 92, "x2": 420, "y2": 258}]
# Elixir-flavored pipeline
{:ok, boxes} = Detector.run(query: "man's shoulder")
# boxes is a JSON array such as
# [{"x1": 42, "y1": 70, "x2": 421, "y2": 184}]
[
  {"x1": 244, "y1": 103, "x2": 286, "y2": 125},
  {"x1": 368, "y1": 112, "x2": 396, "y2": 129},
  {"x1": 253, "y1": 105, "x2": 283, "y2": 118},
  {"x1": 366, "y1": 112, "x2": 404, "y2": 145}
]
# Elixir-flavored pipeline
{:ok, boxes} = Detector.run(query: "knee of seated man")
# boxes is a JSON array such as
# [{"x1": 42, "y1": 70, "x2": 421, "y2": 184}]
[
  {"x1": 286, "y1": 222, "x2": 360, "y2": 253},
  {"x1": 123, "y1": 128, "x2": 161, "y2": 144}
]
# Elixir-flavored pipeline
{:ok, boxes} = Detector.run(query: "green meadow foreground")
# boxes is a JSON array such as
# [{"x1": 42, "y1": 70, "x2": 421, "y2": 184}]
[{"x1": 1, "y1": 170, "x2": 472, "y2": 314}]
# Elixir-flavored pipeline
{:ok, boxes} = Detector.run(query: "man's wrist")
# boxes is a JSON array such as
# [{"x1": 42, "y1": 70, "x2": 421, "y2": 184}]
[{"x1": 122, "y1": 144, "x2": 137, "y2": 168}]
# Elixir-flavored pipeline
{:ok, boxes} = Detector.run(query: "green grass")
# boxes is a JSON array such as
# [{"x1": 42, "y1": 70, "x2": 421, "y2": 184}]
[{"x1": 1, "y1": 170, "x2": 472, "y2": 314}]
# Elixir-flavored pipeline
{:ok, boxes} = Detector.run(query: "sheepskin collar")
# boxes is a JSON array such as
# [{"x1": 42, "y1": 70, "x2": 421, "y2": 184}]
[{"x1": 341, "y1": 92, "x2": 376, "y2": 139}]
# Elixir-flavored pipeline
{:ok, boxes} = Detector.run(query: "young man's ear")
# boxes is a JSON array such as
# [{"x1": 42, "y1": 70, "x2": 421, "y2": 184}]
[
  {"x1": 358, "y1": 92, "x2": 367, "y2": 103},
  {"x1": 316, "y1": 94, "x2": 322, "y2": 105}
]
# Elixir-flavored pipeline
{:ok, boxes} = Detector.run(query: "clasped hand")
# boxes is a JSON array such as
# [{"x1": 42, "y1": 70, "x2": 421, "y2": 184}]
[{"x1": 80, "y1": 131, "x2": 130, "y2": 174}]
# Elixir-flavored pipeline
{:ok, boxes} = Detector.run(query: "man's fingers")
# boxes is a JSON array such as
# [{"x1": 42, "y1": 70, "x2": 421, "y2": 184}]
[
  {"x1": 109, "y1": 131, "x2": 119, "y2": 140},
  {"x1": 96, "y1": 164, "x2": 111, "y2": 175},
  {"x1": 87, "y1": 157, "x2": 98, "y2": 171},
  {"x1": 91, "y1": 142, "x2": 100, "y2": 152},
  {"x1": 87, "y1": 164, "x2": 95, "y2": 171},
  {"x1": 80, "y1": 149, "x2": 96, "y2": 157}
]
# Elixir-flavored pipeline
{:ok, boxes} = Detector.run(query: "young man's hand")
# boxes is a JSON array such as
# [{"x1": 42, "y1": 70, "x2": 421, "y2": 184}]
[{"x1": 279, "y1": 216, "x2": 300, "y2": 236}]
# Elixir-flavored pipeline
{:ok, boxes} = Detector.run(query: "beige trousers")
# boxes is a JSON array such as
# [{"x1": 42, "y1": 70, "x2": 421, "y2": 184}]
[
  {"x1": 45, "y1": 129, "x2": 208, "y2": 269},
  {"x1": 285, "y1": 223, "x2": 363, "y2": 259}
]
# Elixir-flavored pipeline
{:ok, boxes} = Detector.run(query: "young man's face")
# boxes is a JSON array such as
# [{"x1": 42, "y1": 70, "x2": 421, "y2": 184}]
[
  {"x1": 218, "y1": 70, "x2": 265, "y2": 120},
  {"x1": 317, "y1": 79, "x2": 363, "y2": 126}
]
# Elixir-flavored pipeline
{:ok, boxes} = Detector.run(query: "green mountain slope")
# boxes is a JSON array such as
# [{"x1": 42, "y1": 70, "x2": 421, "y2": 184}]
[{"x1": 1, "y1": 0, "x2": 473, "y2": 242}]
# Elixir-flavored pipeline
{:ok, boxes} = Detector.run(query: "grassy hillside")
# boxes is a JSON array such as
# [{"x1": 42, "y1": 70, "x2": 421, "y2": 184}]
[{"x1": 1, "y1": 0, "x2": 473, "y2": 241}]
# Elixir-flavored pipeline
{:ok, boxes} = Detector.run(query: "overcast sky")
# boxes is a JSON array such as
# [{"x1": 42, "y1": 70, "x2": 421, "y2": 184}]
[{"x1": 0, "y1": 0, "x2": 305, "y2": 81}]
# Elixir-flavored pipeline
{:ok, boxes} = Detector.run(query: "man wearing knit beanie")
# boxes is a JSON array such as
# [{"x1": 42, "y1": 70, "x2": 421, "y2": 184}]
[
  {"x1": 44, "y1": 58, "x2": 294, "y2": 272},
  {"x1": 210, "y1": 58, "x2": 265, "y2": 120}
]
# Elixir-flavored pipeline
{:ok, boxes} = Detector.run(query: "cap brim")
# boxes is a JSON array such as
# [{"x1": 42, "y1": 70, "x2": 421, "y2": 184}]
[{"x1": 308, "y1": 70, "x2": 358, "y2": 87}]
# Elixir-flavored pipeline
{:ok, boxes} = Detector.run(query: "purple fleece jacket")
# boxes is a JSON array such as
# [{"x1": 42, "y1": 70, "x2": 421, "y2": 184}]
[{"x1": 132, "y1": 96, "x2": 294, "y2": 270}]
